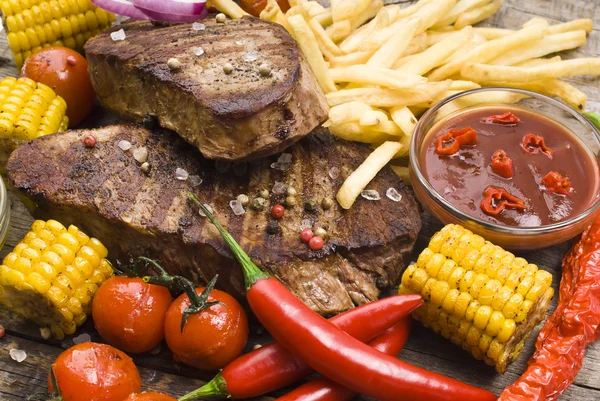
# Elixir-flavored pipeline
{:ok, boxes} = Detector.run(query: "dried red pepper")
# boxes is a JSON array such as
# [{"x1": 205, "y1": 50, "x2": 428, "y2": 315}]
[
  {"x1": 521, "y1": 133, "x2": 552, "y2": 158},
  {"x1": 480, "y1": 186, "x2": 526, "y2": 216},
  {"x1": 491, "y1": 150, "x2": 513, "y2": 178},
  {"x1": 500, "y1": 215, "x2": 600, "y2": 401},
  {"x1": 435, "y1": 126, "x2": 477, "y2": 156},
  {"x1": 542, "y1": 171, "x2": 572, "y2": 195},
  {"x1": 481, "y1": 111, "x2": 520, "y2": 125}
]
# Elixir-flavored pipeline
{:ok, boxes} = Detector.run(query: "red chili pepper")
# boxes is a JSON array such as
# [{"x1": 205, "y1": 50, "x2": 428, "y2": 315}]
[
  {"x1": 435, "y1": 126, "x2": 477, "y2": 156},
  {"x1": 191, "y1": 195, "x2": 497, "y2": 401},
  {"x1": 481, "y1": 111, "x2": 520, "y2": 125},
  {"x1": 180, "y1": 288, "x2": 423, "y2": 399},
  {"x1": 491, "y1": 150, "x2": 513, "y2": 178},
  {"x1": 500, "y1": 215, "x2": 600, "y2": 401},
  {"x1": 480, "y1": 186, "x2": 526, "y2": 216},
  {"x1": 542, "y1": 171, "x2": 572, "y2": 195},
  {"x1": 521, "y1": 133, "x2": 552, "y2": 158},
  {"x1": 274, "y1": 319, "x2": 412, "y2": 401}
]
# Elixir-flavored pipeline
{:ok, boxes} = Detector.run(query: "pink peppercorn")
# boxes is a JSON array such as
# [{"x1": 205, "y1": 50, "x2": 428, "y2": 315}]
[
  {"x1": 309, "y1": 236, "x2": 324, "y2": 251},
  {"x1": 83, "y1": 135, "x2": 97, "y2": 147},
  {"x1": 300, "y1": 228, "x2": 314, "y2": 243},
  {"x1": 271, "y1": 204, "x2": 285, "y2": 219},
  {"x1": 0, "y1": 325, "x2": 4, "y2": 339}
]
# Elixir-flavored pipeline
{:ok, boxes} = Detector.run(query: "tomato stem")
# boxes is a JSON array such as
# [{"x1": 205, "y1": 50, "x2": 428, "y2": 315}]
[
  {"x1": 178, "y1": 372, "x2": 229, "y2": 401},
  {"x1": 188, "y1": 193, "x2": 270, "y2": 289},
  {"x1": 179, "y1": 274, "x2": 222, "y2": 332}
]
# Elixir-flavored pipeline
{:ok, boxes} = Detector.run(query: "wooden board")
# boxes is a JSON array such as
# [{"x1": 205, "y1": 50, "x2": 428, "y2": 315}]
[{"x1": 1, "y1": 0, "x2": 600, "y2": 399}]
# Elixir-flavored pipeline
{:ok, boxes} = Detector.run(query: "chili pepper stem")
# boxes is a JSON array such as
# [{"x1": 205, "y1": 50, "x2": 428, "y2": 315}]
[
  {"x1": 583, "y1": 111, "x2": 600, "y2": 131},
  {"x1": 189, "y1": 193, "x2": 269, "y2": 289},
  {"x1": 178, "y1": 372, "x2": 229, "y2": 401}
]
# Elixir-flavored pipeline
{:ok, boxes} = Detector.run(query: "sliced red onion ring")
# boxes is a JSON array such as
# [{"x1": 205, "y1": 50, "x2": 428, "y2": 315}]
[
  {"x1": 132, "y1": 0, "x2": 207, "y2": 16},
  {"x1": 134, "y1": 5, "x2": 208, "y2": 22},
  {"x1": 91, "y1": 0, "x2": 150, "y2": 19}
]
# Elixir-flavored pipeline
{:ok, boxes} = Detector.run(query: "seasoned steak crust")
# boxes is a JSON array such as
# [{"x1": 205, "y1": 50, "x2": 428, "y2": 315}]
[
  {"x1": 7, "y1": 125, "x2": 421, "y2": 315},
  {"x1": 84, "y1": 17, "x2": 329, "y2": 161}
]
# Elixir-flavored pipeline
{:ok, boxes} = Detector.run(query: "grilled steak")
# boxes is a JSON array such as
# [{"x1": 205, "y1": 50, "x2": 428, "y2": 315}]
[
  {"x1": 84, "y1": 17, "x2": 329, "y2": 162},
  {"x1": 7, "y1": 125, "x2": 421, "y2": 315}
]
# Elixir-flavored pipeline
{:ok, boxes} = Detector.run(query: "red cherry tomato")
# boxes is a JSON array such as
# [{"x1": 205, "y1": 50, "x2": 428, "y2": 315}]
[
  {"x1": 50, "y1": 342, "x2": 141, "y2": 401},
  {"x1": 21, "y1": 47, "x2": 95, "y2": 127},
  {"x1": 122, "y1": 392, "x2": 177, "y2": 401},
  {"x1": 165, "y1": 287, "x2": 249, "y2": 370},
  {"x1": 92, "y1": 276, "x2": 172, "y2": 354}
]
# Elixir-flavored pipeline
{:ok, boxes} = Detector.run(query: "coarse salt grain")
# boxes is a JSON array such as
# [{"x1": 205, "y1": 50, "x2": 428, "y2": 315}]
[
  {"x1": 386, "y1": 187, "x2": 403, "y2": 202},
  {"x1": 118, "y1": 140, "x2": 131, "y2": 151},
  {"x1": 192, "y1": 47, "x2": 205, "y2": 56},
  {"x1": 73, "y1": 333, "x2": 91, "y2": 344},
  {"x1": 192, "y1": 22, "x2": 206, "y2": 31},
  {"x1": 111, "y1": 29, "x2": 126, "y2": 41},
  {"x1": 236, "y1": 40, "x2": 245, "y2": 45},
  {"x1": 230, "y1": 200, "x2": 246, "y2": 216},
  {"x1": 175, "y1": 168, "x2": 189, "y2": 181},
  {"x1": 270, "y1": 153, "x2": 292, "y2": 171},
  {"x1": 133, "y1": 147, "x2": 148, "y2": 163},
  {"x1": 243, "y1": 51, "x2": 258, "y2": 62},
  {"x1": 328, "y1": 167, "x2": 340, "y2": 180},
  {"x1": 199, "y1": 204, "x2": 213, "y2": 217},
  {"x1": 361, "y1": 189, "x2": 381, "y2": 201},
  {"x1": 272, "y1": 181, "x2": 287, "y2": 195},
  {"x1": 9, "y1": 349, "x2": 27, "y2": 363},
  {"x1": 189, "y1": 175, "x2": 203, "y2": 187}
]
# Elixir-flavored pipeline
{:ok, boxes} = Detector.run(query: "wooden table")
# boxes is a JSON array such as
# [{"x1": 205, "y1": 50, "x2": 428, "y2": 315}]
[{"x1": 1, "y1": 0, "x2": 600, "y2": 399}]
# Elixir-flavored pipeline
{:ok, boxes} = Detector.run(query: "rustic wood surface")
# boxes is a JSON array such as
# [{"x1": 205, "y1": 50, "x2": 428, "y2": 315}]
[{"x1": 1, "y1": 0, "x2": 600, "y2": 400}]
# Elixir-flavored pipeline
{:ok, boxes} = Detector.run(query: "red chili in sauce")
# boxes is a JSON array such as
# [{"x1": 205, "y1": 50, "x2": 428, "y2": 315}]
[
  {"x1": 481, "y1": 111, "x2": 520, "y2": 125},
  {"x1": 435, "y1": 127, "x2": 477, "y2": 155},
  {"x1": 480, "y1": 186, "x2": 526, "y2": 216},
  {"x1": 422, "y1": 106, "x2": 599, "y2": 227}
]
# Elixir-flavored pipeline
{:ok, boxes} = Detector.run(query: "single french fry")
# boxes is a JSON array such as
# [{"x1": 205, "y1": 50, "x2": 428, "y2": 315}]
[
  {"x1": 454, "y1": 0, "x2": 503, "y2": 30},
  {"x1": 391, "y1": 165, "x2": 411, "y2": 184},
  {"x1": 472, "y1": 27, "x2": 513, "y2": 39},
  {"x1": 482, "y1": 79, "x2": 587, "y2": 110},
  {"x1": 489, "y1": 31, "x2": 587, "y2": 66},
  {"x1": 326, "y1": 20, "x2": 352, "y2": 42},
  {"x1": 393, "y1": 0, "x2": 433, "y2": 21},
  {"x1": 449, "y1": 80, "x2": 481, "y2": 90},
  {"x1": 413, "y1": 0, "x2": 457, "y2": 34},
  {"x1": 413, "y1": 90, "x2": 462, "y2": 108},
  {"x1": 329, "y1": 121, "x2": 393, "y2": 143},
  {"x1": 328, "y1": 101, "x2": 373, "y2": 124},
  {"x1": 326, "y1": 81, "x2": 452, "y2": 107},
  {"x1": 308, "y1": 18, "x2": 344, "y2": 59},
  {"x1": 332, "y1": 0, "x2": 371, "y2": 22},
  {"x1": 303, "y1": 1, "x2": 326, "y2": 17},
  {"x1": 523, "y1": 17, "x2": 548, "y2": 28},
  {"x1": 329, "y1": 65, "x2": 428, "y2": 88},
  {"x1": 428, "y1": 22, "x2": 546, "y2": 81},
  {"x1": 259, "y1": 0, "x2": 279, "y2": 20},
  {"x1": 287, "y1": 14, "x2": 337, "y2": 93},
  {"x1": 397, "y1": 26, "x2": 473, "y2": 75},
  {"x1": 340, "y1": 6, "x2": 391, "y2": 53},
  {"x1": 462, "y1": 58, "x2": 600, "y2": 83},
  {"x1": 366, "y1": 17, "x2": 421, "y2": 68},
  {"x1": 211, "y1": 0, "x2": 249, "y2": 19},
  {"x1": 547, "y1": 19, "x2": 593, "y2": 34},
  {"x1": 348, "y1": 0, "x2": 383, "y2": 31},
  {"x1": 401, "y1": 33, "x2": 430, "y2": 57},
  {"x1": 432, "y1": 0, "x2": 491, "y2": 28},
  {"x1": 515, "y1": 56, "x2": 562, "y2": 68},
  {"x1": 315, "y1": 10, "x2": 333, "y2": 26},
  {"x1": 337, "y1": 141, "x2": 403, "y2": 209},
  {"x1": 390, "y1": 106, "x2": 418, "y2": 136}
]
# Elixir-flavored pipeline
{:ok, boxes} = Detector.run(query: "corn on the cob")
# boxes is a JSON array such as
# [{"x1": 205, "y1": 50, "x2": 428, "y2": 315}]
[
  {"x1": 0, "y1": 219, "x2": 112, "y2": 339},
  {"x1": 1, "y1": 0, "x2": 116, "y2": 69},
  {"x1": 0, "y1": 76, "x2": 69, "y2": 173},
  {"x1": 399, "y1": 224, "x2": 554, "y2": 373}
]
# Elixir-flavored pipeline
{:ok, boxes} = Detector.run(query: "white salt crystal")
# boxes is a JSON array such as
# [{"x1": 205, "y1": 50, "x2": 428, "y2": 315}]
[
  {"x1": 386, "y1": 187, "x2": 403, "y2": 202},
  {"x1": 132, "y1": 147, "x2": 148, "y2": 163},
  {"x1": 328, "y1": 167, "x2": 340, "y2": 180},
  {"x1": 192, "y1": 47, "x2": 205, "y2": 56},
  {"x1": 111, "y1": 29, "x2": 126, "y2": 42},
  {"x1": 236, "y1": 40, "x2": 245, "y2": 45},
  {"x1": 272, "y1": 181, "x2": 287, "y2": 195},
  {"x1": 199, "y1": 204, "x2": 213, "y2": 217},
  {"x1": 243, "y1": 51, "x2": 258, "y2": 62},
  {"x1": 189, "y1": 175, "x2": 203, "y2": 187},
  {"x1": 230, "y1": 200, "x2": 246, "y2": 216},
  {"x1": 9, "y1": 349, "x2": 26, "y2": 363},
  {"x1": 175, "y1": 168, "x2": 189, "y2": 181},
  {"x1": 361, "y1": 189, "x2": 381, "y2": 201},
  {"x1": 278, "y1": 153, "x2": 292, "y2": 164},
  {"x1": 73, "y1": 333, "x2": 91, "y2": 344},
  {"x1": 192, "y1": 22, "x2": 206, "y2": 31},
  {"x1": 118, "y1": 140, "x2": 131, "y2": 151}
]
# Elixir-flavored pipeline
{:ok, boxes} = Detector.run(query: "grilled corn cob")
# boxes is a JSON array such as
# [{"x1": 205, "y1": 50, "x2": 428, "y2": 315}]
[
  {"x1": 0, "y1": 219, "x2": 112, "y2": 339},
  {"x1": 0, "y1": 76, "x2": 69, "y2": 173},
  {"x1": 1, "y1": 0, "x2": 116, "y2": 68},
  {"x1": 399, "y1": 224, "x2": 554, "y2": 373}
]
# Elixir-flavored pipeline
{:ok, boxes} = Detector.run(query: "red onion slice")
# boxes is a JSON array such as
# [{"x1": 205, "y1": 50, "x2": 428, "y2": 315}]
[
  {"x1": 91, "y1": 0, "x2": 151, "y2": 19},
  {"x1": 134, "y1": 5, "x2": 208, "y2": 22},
  {"x1": 132, "y1": 0, "x2": 208, "y2": 16}
]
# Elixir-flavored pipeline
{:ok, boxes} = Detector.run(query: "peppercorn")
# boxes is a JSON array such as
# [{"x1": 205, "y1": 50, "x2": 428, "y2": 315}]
[
  {"x1": 309, "y1": 236, "x2": 324, "y2": 251},
  {"x1": 83, "y1": 135, "x2": 96, "y2": 147},
  {"x1": 259, "y1": 189, "x2": 270, "y2": 199},
  {"x1": 266, "y1": 221, "x2": 279, "y2": 235},
  {"x1": 216, "y1": 13, "x2": 227, "y2": 23},
  {"x1": 286, "y1": 187, "x2": 297, "y2": 196},
  {"x1": 300, "y1": 228, "x2": 314, "y2": 243},
  {"x1": 237, "y1": 194, "x2": 250, "y2": 207},
  {"x1": 0, "y1": 325, "x2": 4, "y2": 339},
  {"x1": 223, "y1": 63, "x2": 234, "y2": 74},
  {"x1": 271, "y1": 204, "x2": 285, "y2": 219},
  {"x1": 141, "y1": 162, "x2": 151, "y2": 174},
  {"x1": 285, "y1": 196, "x2": 296, "y2": 208},
  {"x1": 259, "y1": 63, "x2": 272, "y2": 77},
  {"x1": 314, "y1": 227, "x2": 327, "y2": 238},
  {"x1": 251, "y1": 197, "x2": 266, "y2": 210},
  {"x1": 304, "y1": 199, "x2": 317, "y2": 211},
  {"x1": 321, "y1": 198, "x2": 334, "y2": 210},
  {"x1": 167, "y1": 57, "x2": 182, "y2": 70}
]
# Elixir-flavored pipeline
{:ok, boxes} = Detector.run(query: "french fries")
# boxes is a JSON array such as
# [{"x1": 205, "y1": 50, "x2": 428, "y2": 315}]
[
  {"x1": 258, "y1": 0, "x2": 599, "y2": 210},
  {"x1": 210, "y1": 0, "x2": 248, "y2": 19}
]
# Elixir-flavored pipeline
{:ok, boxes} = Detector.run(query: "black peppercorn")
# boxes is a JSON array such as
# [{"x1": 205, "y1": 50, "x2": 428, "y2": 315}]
[{"x1": 266, "y1": 221, "x2": 279, "y2": 235}]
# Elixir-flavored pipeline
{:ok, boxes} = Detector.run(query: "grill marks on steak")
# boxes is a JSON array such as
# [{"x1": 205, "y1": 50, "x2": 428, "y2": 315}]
[
  {"x1": 84, "y1": 17, "x2": 329, "y2": 161},
  {"x1": 7, "y1": 125, "x2": 421, "y2": 315}
]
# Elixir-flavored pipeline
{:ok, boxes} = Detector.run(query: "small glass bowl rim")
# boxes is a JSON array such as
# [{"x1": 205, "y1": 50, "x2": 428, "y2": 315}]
[{"x1": 410, "y1": 86, "x2": 600, "y2": 236}]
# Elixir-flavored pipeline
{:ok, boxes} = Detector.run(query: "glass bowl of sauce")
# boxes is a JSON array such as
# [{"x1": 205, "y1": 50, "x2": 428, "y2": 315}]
[{"x1": 411, "y1": 88, "x2": 600, "y2": 250}]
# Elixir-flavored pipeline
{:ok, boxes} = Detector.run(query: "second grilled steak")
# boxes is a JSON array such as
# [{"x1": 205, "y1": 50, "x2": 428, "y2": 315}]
[
  {"x1": 84, "y1": 17, "x2": 329, "y2": 161},
  {"x1": 7, "y1": 125, "x2": 421, "y2": 315}
]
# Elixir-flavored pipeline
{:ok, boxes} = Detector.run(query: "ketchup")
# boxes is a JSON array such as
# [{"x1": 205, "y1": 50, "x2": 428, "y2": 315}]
[{"x1": 421, "y1": 106, "x2": 600, "y2": 227}]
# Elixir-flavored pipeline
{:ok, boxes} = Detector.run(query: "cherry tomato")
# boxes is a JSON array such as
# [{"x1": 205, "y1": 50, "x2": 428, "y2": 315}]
[
  {"x1": 239, "y1": 0, "x2": 290, "y2": 17},
  {"x1": 165, "y1": 287, "x2": 249, "y2": 370},
  {"x1": 50, "y1": 342, "x2": 141, "y2": 401},
  {"x1": 92, "y1": 276, "x2": 172, "y2": 354},
  {"x1": 122, "y1": 392, "x2": 177, "y2": 401},
  {"x1": 21, "y1": 47, "x2": 95, "y2": 127}
]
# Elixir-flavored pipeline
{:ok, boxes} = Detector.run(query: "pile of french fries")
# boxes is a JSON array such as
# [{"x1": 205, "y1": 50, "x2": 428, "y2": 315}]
[{"x1": 217, "y1": 0, "x2": 600, "y2": 209}]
